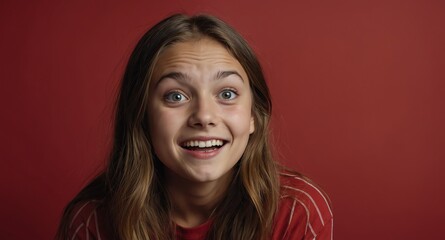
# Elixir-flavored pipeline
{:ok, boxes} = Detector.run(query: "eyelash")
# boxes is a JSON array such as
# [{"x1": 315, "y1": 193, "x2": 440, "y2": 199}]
[
  {"x1": 164, "y1": 90, "x2": 188, "y2": 103},
  {"x1": 162, "y1": 88, "x2": 238, "y2": 103},
  {"x1": 218, "y1": 88, "x2": 238, "y2": 101}
]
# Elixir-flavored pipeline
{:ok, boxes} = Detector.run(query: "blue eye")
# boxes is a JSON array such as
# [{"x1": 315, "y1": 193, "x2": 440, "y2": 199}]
[
  {"x1": 164, "y1": 91, "x2": 187, "y2": 102},
  {"x1": 219, "y1": 89, "x2": 237, "y2": 100}
]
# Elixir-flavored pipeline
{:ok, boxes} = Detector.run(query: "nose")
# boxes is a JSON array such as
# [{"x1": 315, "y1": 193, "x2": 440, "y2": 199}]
[{"x1": 188, "y1": 96, "x2": 218, "y2": 128}]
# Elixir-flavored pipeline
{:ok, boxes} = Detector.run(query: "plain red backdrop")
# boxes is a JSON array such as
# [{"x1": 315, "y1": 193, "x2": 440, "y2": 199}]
[{"x1": 1, "y1": 0, "x2": 444, "y2": 239}]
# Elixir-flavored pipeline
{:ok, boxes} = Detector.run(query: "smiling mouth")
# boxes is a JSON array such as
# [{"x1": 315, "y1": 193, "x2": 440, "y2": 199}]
[{"x1": 181, "y1": 139, "x2": 227, "y2": 151}]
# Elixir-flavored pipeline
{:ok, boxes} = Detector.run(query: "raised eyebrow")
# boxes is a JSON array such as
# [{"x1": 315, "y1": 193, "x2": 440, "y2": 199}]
[
  {"x1": 155, "y1": 72, "x2": 190, "y2": 87},
  {"x1": 216, "y1": 70, "x2": 244, "y2": 82},
  {"x1": 155, "y1": 70, "x2": 243, "y2": 87}
]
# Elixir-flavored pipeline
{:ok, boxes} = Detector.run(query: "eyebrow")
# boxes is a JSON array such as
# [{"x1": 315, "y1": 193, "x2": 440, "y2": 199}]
[
  {"x1": 216, "y1": 70, "x2": 244, "y2": 82},
  {"x1": 156, "y1": 70, "x2": 244, "y2": 87},
  {"x1": 157, "y1": 72, "x2": 190, "y2": 85}
]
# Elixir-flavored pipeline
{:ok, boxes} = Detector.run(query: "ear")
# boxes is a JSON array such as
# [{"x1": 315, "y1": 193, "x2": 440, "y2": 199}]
[{"x1": 249, "y1": 116, "x2": 255, "y2": 134}]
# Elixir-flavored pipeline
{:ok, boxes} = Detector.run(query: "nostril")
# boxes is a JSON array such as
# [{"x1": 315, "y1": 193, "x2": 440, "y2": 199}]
[
  {"x1": 187, "y1": 101, "x2": 218, "y2": 127},
  {"x1": 188, "y1": 114, "x2": 217, "y2": 128}
]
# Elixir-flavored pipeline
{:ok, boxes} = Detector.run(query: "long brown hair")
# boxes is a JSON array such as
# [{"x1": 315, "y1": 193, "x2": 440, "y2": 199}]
[{"x1": 57, "y1": 14, "x2": 279, "y2": 240}]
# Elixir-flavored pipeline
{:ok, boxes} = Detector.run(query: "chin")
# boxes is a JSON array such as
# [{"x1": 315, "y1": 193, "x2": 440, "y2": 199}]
[{"x1": 182, "y1": 168, "x2": 223, "y2": 182}]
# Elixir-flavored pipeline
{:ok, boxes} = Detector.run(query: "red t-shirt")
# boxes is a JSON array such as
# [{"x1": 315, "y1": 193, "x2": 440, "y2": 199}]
[{"x1": 68, "y1": 172, "x2": 333, "y2": 239}]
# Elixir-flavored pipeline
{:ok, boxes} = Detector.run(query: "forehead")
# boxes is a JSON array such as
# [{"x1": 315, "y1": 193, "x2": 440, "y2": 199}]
[{"x1": 152, "y1": 38, "x2": 246, "y2": 76}]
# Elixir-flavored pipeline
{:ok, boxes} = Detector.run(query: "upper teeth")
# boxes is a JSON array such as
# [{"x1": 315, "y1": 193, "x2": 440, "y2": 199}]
[{"x1": 183, "y1": 140, "x2": 224, "y2": 148}]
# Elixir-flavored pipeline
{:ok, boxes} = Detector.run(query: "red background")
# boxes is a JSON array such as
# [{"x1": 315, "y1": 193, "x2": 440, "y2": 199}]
[{"x1": 1, "y1": 1, "x2": 444, "y2": 239}]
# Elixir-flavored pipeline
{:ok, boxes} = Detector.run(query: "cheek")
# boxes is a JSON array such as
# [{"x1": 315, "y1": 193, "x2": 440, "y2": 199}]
[
  {"x1": 148, "y1": 108, "x2": 182, "y2": 167},
  {"x1": 148, "y1": 107, "x2": 182, "y2": 144},
  {"x1": 225, "y1": 106, "x2": 254, "y2": 136}
]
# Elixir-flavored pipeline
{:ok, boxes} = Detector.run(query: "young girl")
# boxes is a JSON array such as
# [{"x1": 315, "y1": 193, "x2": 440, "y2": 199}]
[{"x1": 57, "y1": 14, "x2": 333, "y2": 240}]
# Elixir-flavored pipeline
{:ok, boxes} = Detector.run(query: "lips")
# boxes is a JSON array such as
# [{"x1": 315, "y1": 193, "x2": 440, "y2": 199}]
[
  {"x1": 180, "y1": 138, "x2": 227, "y2": 154},
  {"x1": 182, "y1": 139, "x2": 224, "y2": 148}
]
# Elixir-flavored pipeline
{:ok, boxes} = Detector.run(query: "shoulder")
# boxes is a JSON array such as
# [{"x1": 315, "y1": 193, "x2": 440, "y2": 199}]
[
  {"x1": 68, "y1": 200, "x2": 113, "y2": 240},
  {"x1": 273, "y1": 170, "x2": 333, "y2": 240}
]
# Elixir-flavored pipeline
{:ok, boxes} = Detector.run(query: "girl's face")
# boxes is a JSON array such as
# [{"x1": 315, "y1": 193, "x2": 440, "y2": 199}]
[{"x1": 147, "y1": 38, "x2": 254, "y2": 183}]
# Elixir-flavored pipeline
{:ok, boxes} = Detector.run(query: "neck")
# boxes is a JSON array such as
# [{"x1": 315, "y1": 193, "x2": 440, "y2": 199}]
[{"x1": 164, "y1": 170, "x2": 234, "y2": 228}]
